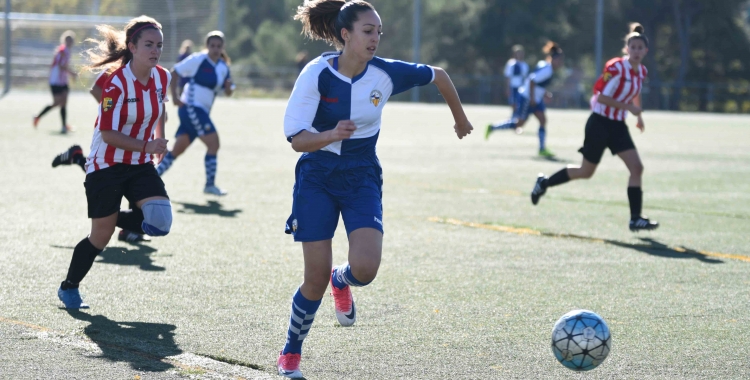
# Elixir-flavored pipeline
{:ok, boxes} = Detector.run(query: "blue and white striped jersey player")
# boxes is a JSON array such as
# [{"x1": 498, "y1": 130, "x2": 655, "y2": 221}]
[
  {"x1": 275, "y1": 1, "x2": 473, "y2": 378},
  {"x1": 486, "y1": 42, "x2": 564, "y2": 158},
  {"x1": 156, "y1": 31, "x2": 234, "y2": 196},
  {"x1": 504, "y1": 45, "x2": 529, "y2": 106}
]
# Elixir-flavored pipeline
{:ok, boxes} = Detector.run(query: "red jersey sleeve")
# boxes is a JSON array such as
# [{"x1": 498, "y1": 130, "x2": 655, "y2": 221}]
[
  {"x1": 98, "y1": 84, "x2": 124, "y2": 131},
  {"x1": 94, "y1": 71, "x2": 110, "y2": 89},
  {"x1": 593, "y1": 60, "x2": 623, "y2": 95}
]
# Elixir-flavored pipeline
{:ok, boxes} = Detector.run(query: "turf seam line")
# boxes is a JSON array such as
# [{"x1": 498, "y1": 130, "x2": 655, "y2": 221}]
[{"x1": 428, "y1": 217, "x2": 750, "y2": 263}]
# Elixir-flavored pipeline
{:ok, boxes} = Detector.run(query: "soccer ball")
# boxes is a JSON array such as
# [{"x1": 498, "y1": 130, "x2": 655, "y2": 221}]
[{"x1": 551, "y1": 309, "x2": 611, "y2": 371}]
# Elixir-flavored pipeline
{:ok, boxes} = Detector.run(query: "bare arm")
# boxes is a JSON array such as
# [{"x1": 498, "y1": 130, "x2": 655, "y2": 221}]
[
  {"x1": 290, "y1": 121, "x2": 357, "y2": 153},
  {"x1": 224, "y1": 78, "x2": 234, "y2": 97},
  {"x1": 431, "y1": 67, "x2": 473, "y2": 139},
  {"x1": 101, "y1": 130, "x2": 168, "y2": 154},
  {"x1": 597, "y1": 94, "x2": 641, "y2": 116},
  {"x1": 529, "y1": 81, "x2": 536, "y2": 105},
  {"x1": 90, "y1": 85, "x2": 102, "y2": 103},
  {"x1": 170, "y1": 69, "x2": 184, "y2": 107}
]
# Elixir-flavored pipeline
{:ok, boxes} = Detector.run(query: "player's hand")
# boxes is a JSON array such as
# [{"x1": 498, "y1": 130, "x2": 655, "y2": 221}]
[
  {"x1": 627, "y1": 104, "x2": 642, "y2": 116},
  {"x1": 329, "y1": 120, "x2": 357, "y2": 142},
  {"x1": 636, "y1": 115, "x2": 645, "y2": 132},
  {"x1": 224, "y1": 78, "x2": 233, "y2": 90},
  {"x1": 545, "y1": 92, "x2": 553, "y2": 99},
  {"x1": 530, "y1": 100, "x2": 537, "y2": 107},
  {"x1": 146, "y1": 138, "x2": 169, "y2": 154},
  {"x1": 174, "y1": 98, "x2": 185, "y2": 108},
  {"x1": 454, "y1": 119, "x2": 473, "y2": 139}
]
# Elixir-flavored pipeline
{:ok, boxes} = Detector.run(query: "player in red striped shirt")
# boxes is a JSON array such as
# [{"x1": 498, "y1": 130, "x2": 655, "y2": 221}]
[
  {"x1": 34, "y1": 31, "x2": 78, "y2": 133},
  {"x1": 530, "y1": 23, "x2": 658, "y2": 231},
  {"x1": 57, "y1": 16, "x2": 174, "y2": 309}
]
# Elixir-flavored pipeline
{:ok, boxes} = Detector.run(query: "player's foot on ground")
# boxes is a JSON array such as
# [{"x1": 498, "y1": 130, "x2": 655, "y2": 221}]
[
  {"x1": 204, "y1": 185, "x2": 228, "y2": 196},
  {"x1": 538, "y1": 148, "x2": 555, "y2": 158},
  {"x1": 118, "y1": 229, "x2": 151, "y2": 243},
  {"x1": 331, "y1": 269, "x2": 356, "y2": 327},
  {"x1": 52, "y1": 145, "x2": 83, "y2": 168},
  {"x1": 64, "y1": 125, "x2": 75, "y2": 133},
  {"x1": 57, "y1": 286, "x2": 89, "y2": 309},
  {"x1": 531, "y1": 173, "x2": 548, "y2": 205},
  {"x1": 629, "y1": 216, "x2": 659, "y2": 232},
  {"x1": 484, "y1": 124, "x2": 493, "y2": 140},
  {"x1": 33, "y1": 116, "x2": 40, "y2": 128},
  {"x1": 277, "y1": 352, "x2": 303, "y2": 379},
  {"x1": 515, "y1": 127, "x2": 524, "y2": 135}
]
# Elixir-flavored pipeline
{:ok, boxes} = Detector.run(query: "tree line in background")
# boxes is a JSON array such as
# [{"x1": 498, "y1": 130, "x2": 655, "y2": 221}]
[{"x1": 7, "y1": 0, "x2": 750, "y2": 112}]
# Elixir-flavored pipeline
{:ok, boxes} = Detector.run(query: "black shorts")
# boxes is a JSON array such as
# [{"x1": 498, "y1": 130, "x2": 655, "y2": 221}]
[
  {"x1": 578, "y1": 113, "x2": 636, "y2": 164},
  {"x1": 84, "y1": 164, "x2": 169, "y2": 219},
  {"x1": 50, "y1": 85, "x2": 69, "y2": 95}
]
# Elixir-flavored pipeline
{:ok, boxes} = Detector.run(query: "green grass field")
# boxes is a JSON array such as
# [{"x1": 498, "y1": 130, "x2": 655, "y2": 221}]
[{"x1": 1, "y1": 91, "x2": 749, "y2": 379}]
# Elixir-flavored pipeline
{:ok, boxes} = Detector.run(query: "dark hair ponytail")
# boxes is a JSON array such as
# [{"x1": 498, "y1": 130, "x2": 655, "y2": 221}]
[
  {"x1": 624, "y1": 22, "x2": 649, "y2": 53},
  {"x1": 543, "y1": 41, "x2": 563, "y2": 58},
  {"x1": 294, "y1": 0, "x2": 375, "y2": 48},
  {"x1": 84, "y1": 15, "x2": 162, "y2": 72}
]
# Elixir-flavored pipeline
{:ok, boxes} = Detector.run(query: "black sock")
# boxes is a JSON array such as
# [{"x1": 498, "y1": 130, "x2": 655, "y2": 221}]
[
  {"x1": 73, "y1": 154, "x2": 86, "y2": 171},
  {"x1": 547, "y1": 169, "x2": 570, "y2": 187},
  {"x1": 627, "y1": 187, "x2": 643, "y2": 219},
  {"x1": 117, "y1": 207, "x2": 145, "y2": 234},
  {"x1": 37, "y1": 105, "x2": 54, "y2": 118},
  {"x1": 60, "y1": 107, "x2": 67, "y2": 127},
  {"x1": 64, "y1": 238, "x2": 103, "y2": 285}
]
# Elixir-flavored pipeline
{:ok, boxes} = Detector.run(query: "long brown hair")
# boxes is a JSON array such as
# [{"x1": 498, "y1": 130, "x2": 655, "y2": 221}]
[
  {"x1": 84, "y1": 15, "x2": 163, "y2": 73},
  {"x1": 205, "y1": 31, "x2": 231, "y2": 65},
  {"x1": 623, "y1": 22, "x2": 649, "y2": 53},
  {"x1": 294, "y1": 0, "x2": 375, "y2": 49}
]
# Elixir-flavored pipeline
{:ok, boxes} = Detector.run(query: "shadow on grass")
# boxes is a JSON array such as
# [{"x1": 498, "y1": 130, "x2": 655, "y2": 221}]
[
  {"x1": 98, "y1": 243, "x2": 166, "y2": 271},
  {"x1": 65, "y1": 310, "x2": 181, "y2": 372},
  {"x1": 532, "y1": 154, "x2": 572, "y2": 163},
  {"x1": 606, "y1": 237, "x2": 724, "y2": 264},
  {"x1": 175, "y1": 200, "x2": 242, "y2": 218}
]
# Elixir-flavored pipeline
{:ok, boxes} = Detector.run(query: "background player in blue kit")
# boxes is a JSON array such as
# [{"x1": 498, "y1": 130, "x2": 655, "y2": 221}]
[
  {"x1": 485, "y1": 42, "x2": 564, "y2": 157},
  {"x1": 504, "y1": 45, "x2": 529, "y2": 108},
  {"x1": 156, "y1": 31, "x2": 234, "y2": 196},
  {"x1": 275, "y1": 1, "x2": 474, "y2": 378}
]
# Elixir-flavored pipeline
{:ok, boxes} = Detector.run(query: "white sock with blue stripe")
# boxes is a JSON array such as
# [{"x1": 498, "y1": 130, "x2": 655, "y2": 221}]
[
  {"x1": 331, "y1": 263, "x2": 370, "y2": 290},
  {"x1": 281, "y1": 288, "x2": 321, "y2": 355},
  {"x1": 490, "y1": 120, "x2": 517, "y2": 131},
  {"x1": 204, "y1": 154, "x2": 217, "y2": 187},
  {"x1": 156, "y1": 152, "x2": 176, "y2": 176},
  {"x1": 538, "y1": 125, "x2": 546, "y2": 151}
]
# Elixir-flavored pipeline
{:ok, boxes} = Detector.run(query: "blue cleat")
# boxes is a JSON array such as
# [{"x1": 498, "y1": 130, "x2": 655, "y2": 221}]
[{"x1": 57, "y1": 286, "x2": 90, "y2": 309}]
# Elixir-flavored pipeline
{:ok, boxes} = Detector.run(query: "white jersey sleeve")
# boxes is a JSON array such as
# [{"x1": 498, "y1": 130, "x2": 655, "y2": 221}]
[
  {"x1": 173, "y1": 52, "x2": 205, "y2": 79},
  {"x1": 284, "y1": 64, "x2": 322, "y2": 141}
]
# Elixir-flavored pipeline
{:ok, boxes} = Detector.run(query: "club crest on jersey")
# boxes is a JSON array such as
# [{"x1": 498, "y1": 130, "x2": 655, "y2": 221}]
[
  {"x1": 603, "y1": 72, "x2": 613, "y2": 82},
  {"x1": 370, "y1": 90, "x2": 382, "y2": 107},
  {"x1": 102, "y1": 97, "x2": 113, "y2": 112},
  {"x1": 157, "y1": 90, "x2": 165, "y2": 103}
]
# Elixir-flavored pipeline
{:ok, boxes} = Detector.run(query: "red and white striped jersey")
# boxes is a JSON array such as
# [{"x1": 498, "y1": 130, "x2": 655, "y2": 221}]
[
  {"x1": 49, "y1": 45, "x2": 71, "y2": 85},
  {"x1": 591, "y1": 56, "x2": 647, "y2": 121},
  {"x1": 85, "y1": 62, "x2": 170, "y2": 174}
]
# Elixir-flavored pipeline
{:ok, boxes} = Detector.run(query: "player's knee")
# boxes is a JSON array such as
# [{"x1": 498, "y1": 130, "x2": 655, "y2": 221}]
[
  {"x1": 350, "y1": 265, "x2": 377, "y2": 285},
  {"x1": 631, "y1": 162, "x2": 644, "y2": 177},
  {"x1": 580, "y1": 167, "x2": 596, "y2": 179},
  {"x1": 140, "y1": 200, "x2": 172, "y2": 236}
]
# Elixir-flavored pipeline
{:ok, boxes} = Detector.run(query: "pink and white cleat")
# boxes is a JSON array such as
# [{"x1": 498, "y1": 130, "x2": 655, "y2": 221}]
[
  {"x1": 330, "y1": 269, "x2": 356, "y2": 327},
  {"x1": 277, "y1": 352, "x2": 303, "y2": 378}
]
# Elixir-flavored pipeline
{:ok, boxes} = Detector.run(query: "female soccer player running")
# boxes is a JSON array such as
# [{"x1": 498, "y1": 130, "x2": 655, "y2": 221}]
[
  {"x1": 155, "y1": 31, "x2": 234, "y2": 196},
  {"x1": 530, "y1": 23, "x2": 658, "y2": 232},
  {"x1": 276, "y1": 1, "x2": 473, "y2": 377},
  {"x1": 34, "y1": 31, "x2": 78, "y2": 133},
  {"x1": 57, "y1": 16, "x2": 173, "y2": 308},
  {"x1": 485, "y1": 42, "x2": 564, "y2": 157},
  {"x1": 504, "y1": 44, "x2": 528, "y2": 107}
]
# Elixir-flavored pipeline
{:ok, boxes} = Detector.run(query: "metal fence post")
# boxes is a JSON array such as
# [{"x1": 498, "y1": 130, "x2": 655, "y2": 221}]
[
  {"x1": 3, "y1": 0, "x2": 11, "y2": 96},
  {"x1": 412, "y1": 0, "x2": 421, "y2": 102}
]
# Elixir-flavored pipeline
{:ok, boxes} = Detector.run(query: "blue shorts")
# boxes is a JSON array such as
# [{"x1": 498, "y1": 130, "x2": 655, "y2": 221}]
[
  {"x1": 176, "y1": 105, "x2": 216, "y2": 142},
  {"x1": 509, "y1": 87, "x2": 520, "y2": 105},
  {"x1": 285, "y1": 151, "x2": 384, "y2": 242},
  {"x1": 513, "y1": 94, "x2": 546, "y2": 121}
]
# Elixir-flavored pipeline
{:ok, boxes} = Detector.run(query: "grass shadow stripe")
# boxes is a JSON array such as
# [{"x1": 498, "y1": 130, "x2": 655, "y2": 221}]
[{"x1": 428, "y1": 217, "x2": 750, "y2": 263}]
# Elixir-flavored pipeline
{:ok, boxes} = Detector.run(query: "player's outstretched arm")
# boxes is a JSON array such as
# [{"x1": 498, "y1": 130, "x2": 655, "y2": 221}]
[
  {"x1": 101, "y1": 130, "x2": 168, "y2": 155},
  {"x1": 290, "y1": 120, "x2": 357, "y2": 153},
  {"x1": 430, "y1": 67, "x2": 473, "y2": 139}
]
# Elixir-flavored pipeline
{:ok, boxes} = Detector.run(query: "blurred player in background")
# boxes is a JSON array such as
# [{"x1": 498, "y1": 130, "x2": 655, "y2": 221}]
[
  {"x1": 57, "y1": 16, "x2": 172, "y2": 309},
  {"x1": 485, "y1": 41, "x2": 564, "y2": 157},
  {"x1": 530, "y1": 23, "x2": 659, "y2": 232},
  {"x1": 176, "y1": 39, "x2": 194, "y2": 90},
  {"x1": 276, "y1": 0, "x2": 473, "y2": 377},
  {"x1": 155, "y1": 31, "x2": 234, "y2": 196},
  {"x1": 34, "y1": 31, "x2": 78, "y2": 133},
  {"x1": 504, "y1": 45, "x2": 528, "y2": 108}
]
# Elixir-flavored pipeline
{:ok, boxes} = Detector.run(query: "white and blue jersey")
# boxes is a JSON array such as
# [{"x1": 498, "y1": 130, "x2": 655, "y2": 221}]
[
  {"x1": 518, "y1": 60, "x2": 554, "y2": 104},
  {"x1": 504, "y1": 58, "x2": 529, "y2": 102},
  {"x1": 284, "y1": 52, "x2": 435, "y2": 242},
  {"x1": 284, "y1": 52, "x2": 434, "y2": 156},
  {"x1": 173, "y1": 52, "x2": 231, "y2": 141}
]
